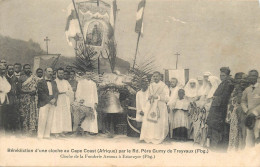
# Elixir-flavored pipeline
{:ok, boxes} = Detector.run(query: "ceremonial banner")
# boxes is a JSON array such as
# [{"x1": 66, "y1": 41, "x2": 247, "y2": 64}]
[
  {"x1": 33, "y1": 54, "x2": 60, "y2": 73},
  {"x1": 166, "y1": 69, "x2": 189, "y2": 87}
]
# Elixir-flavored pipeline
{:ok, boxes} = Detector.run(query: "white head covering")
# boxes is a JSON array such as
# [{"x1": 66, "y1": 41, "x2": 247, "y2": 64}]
[
  {"x1": 203, "y1": 72, "x2": 212, "y2": 76},
  {"x1": 198, "y1": 72, "x2": 212, "y2": 96},
  {"x1": 207, "y1": 76, "x2": 221, "y2": 98},
  {"x1": 197, "y1": 76, "x2": 203, "y2": 82},
  {"x1": 184, "y1": 79, "x2": 199, "y2": 98}
]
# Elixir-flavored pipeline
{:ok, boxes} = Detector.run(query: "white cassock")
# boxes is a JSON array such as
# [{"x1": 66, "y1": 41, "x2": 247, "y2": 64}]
[
  {"x1": 76, "y1": 79, "x2": 98, "y2": 133},
  {"x1": 0, "y1": 76, "x2": 11, "y2": 104},
  {"x1": 51, "y1": 79, "x2": 73, "y2": 133},
  {"x1": 135, "y1": 90, "x2": 149, "y2": 122},
  {"x1": 140, "y1": 81, "x2": 169, "y2": 144},
  {"x1": 167, "y1": 86, "x2": 181, "y2": 138}
]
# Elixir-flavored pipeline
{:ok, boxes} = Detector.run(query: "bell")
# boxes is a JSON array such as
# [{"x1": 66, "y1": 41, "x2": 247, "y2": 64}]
[{"x1": 103, "y1": 91, "x2": 124, "y2": 114}]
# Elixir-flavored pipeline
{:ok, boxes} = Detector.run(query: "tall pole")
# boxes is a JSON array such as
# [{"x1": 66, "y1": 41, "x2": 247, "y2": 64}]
[
  {"x1": 132, "y1": 32, "x2": 141, "y2": 69},
  {"x1": 97, "y1": 0, "x2": 99, "y2": 6},
  {"x1": 175, "y1": 52, "x2": 180, "y2": 69},
  {"x1": 44, "y1": 37, "x2": 50, "y2": 55}
]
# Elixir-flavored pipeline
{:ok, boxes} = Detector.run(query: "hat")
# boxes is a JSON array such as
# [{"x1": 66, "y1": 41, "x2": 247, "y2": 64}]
[{"x1": 220, "y1": 67, "x2": 231, "y2": 75}]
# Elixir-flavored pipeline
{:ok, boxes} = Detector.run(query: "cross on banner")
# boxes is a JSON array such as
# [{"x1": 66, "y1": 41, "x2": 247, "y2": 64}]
[{"x1": 44, "y1": 37, "x2": 50, "y2": 55}]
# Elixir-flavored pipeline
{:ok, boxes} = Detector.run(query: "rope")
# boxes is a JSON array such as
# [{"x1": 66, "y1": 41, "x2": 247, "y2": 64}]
[
  {"x1": 127, "y1": 115, "x2": 140, "y2": 134},
  {"x1": 127, "y1": 115, "x2": 136, "y2": 121}
]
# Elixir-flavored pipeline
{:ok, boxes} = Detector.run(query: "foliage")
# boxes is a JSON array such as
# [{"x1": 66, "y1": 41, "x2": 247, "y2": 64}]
[
  {"x1": 72, "y1": 42, "x2": 97, "y2": 72},
  {"x1": 129, "y1": 55, "x2": 158, "y2": 91}
]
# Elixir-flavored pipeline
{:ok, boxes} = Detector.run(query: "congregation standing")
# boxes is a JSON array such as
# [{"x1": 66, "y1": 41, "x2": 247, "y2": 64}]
[
  {"x1": 137, "y1": 68, "x2": 260, "y2": 152},
  {"x1": 0, "y1": 60, "x2": 99, "y2": 139},
  {"x1": 0, "y1": 58, "x2": 260, "y2": 153}
]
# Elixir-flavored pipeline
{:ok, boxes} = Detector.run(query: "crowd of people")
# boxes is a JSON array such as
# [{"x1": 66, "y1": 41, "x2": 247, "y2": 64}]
[
  {"x1": 0, "y1": 58, "x2": 259, "y2": 153},
  {"x1": 136, "y1": 67, "x2": 260, "y2": 152},
  {"x1": 0, "y1": 60, "x2": 100, "y2": 139}
]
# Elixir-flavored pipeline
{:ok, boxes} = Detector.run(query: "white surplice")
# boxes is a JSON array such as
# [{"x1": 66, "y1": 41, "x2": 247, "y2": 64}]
[
  {"x1": 76, "y1": 79, "x2": 98, "y2": 133},
  {"x1": 51, "y1": 79, "x2": 73, "y2": 133},
  {"x1": 140, "y1": 81, "x2": 169, "y2": 144},
  {"x1": 135, "y1": 90, "x2": 149, "y2": 122},
  {"x1": 0, "y1": 76, "x2": 11, "y2": 104}
]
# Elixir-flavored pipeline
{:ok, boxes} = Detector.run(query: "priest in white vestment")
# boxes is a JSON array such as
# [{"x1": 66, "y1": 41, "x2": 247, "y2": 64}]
[
  {"x1": 140, "y1": 72, "x2": 170, "y2": 144},
  {"x1": 51, "y1": 68, "x2": 73, "y2": 136},
  {"x1": 76, "y1": 72, "x2": 98, "y2": 134}
]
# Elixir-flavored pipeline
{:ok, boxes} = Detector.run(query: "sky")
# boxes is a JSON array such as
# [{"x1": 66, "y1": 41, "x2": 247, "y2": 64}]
[{"x1": 1, "y1": 0, "x2": 260, "y2": 78}]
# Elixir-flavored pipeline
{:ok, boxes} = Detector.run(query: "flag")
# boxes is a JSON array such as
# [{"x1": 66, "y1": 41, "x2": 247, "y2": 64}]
[
  {"x1": 135, "y1": 0, "x2": 146, "y2": 35},
  {"x1": 65, "y1": 3, "x2": 80, "y2": 46}
]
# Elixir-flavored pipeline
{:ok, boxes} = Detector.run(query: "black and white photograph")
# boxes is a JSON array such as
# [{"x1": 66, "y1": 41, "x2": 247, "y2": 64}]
[{"x1": 0, "y1": 0, "x2": 260, "y2": 166}]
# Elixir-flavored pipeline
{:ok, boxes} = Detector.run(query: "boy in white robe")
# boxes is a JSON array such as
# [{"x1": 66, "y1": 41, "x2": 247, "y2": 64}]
[{"x1": 172, "y1": 89, "x2": 190, "y2": 141}]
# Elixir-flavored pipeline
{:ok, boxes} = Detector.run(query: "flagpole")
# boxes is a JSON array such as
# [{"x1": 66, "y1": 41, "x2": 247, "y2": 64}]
[{"x1": 132, "y1": 32, "x2": 141, "y2": 69}]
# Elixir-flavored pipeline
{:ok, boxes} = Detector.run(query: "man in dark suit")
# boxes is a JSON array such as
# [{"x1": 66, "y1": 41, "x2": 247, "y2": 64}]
[
  {"x1": 5, "y1": 64, "x2": 20, "y2": 133},
  {"x1": 37, "y1": 67, "x2": 58, "y2": 139},
  {"x1": 207, "y1": 67, "x2": 234, "y2": 152}
]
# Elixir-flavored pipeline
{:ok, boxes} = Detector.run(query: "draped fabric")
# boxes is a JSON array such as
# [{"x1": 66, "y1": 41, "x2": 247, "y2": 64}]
[
  {"x1": 227, "y1": 85, "x2": 248, "y2": 151},
  {"x1": 140, "y1": 81, "x2": 169, "y2": 144},
  {"x1": 19, "y1": 75, "x2": 39, "y2": 135}
]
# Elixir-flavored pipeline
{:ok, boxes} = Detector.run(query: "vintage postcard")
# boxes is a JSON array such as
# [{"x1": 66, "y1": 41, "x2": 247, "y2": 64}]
[{"x1": 0, "y1": 0, "x2": 260, "y2": 166}]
